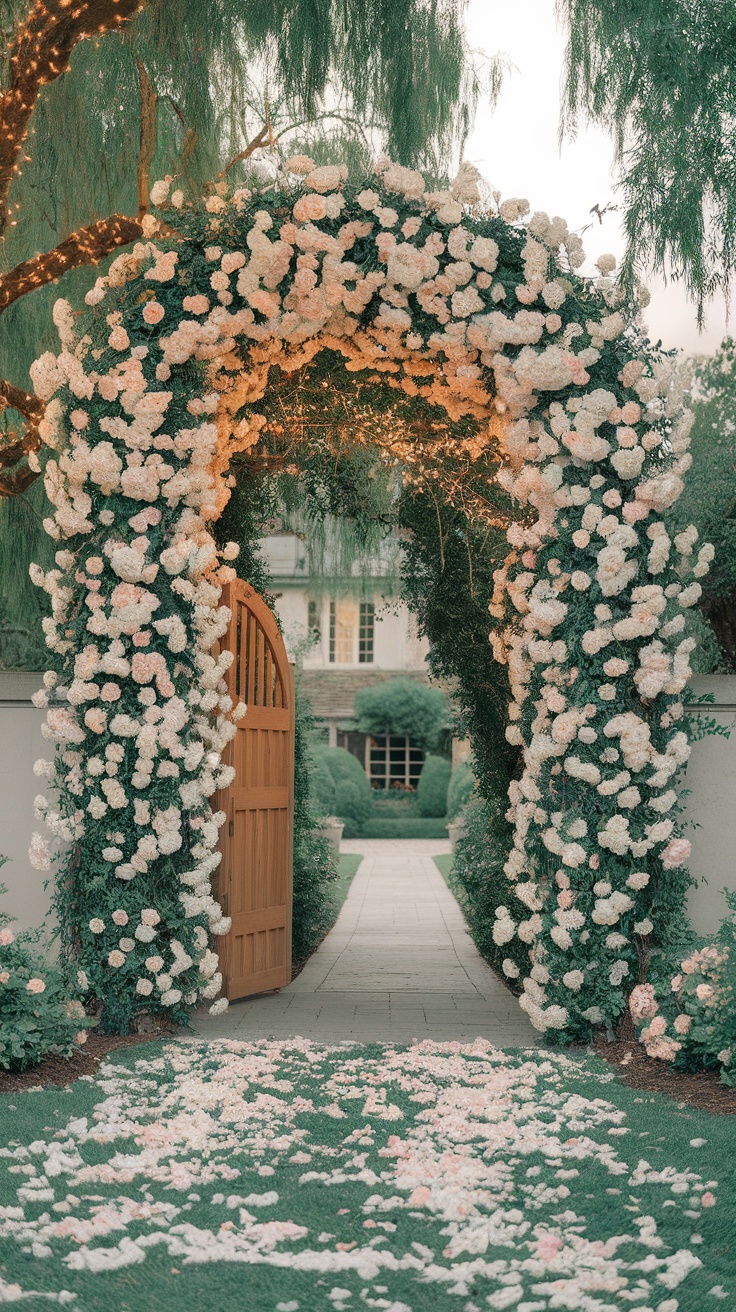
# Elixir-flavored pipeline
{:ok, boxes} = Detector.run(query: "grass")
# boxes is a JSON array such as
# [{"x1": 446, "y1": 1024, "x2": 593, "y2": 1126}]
[
  {"x1": 433, "y1": 852, "x2": 453, "y2": 883},
  {"x1": 329, "y1": 852, "x2": 363, "y2": 920},
  {"x1": 0, "y1": 1037, "x2": 733, "y2": 1310}
]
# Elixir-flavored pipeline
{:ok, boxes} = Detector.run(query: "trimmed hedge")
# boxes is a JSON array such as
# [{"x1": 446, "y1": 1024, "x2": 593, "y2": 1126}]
[
  {"x1": 416, "y1": 755, "x2": 451, "y2": 817},
  {"x1": 335, "y1": 778, "x2": 373, "y2": 826},
  {"x1": 360, "y1": 818, "x2": 449, "y2": 839}
]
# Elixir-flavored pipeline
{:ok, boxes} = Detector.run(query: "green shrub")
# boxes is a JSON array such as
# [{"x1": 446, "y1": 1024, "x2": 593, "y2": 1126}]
[
  {"x1": 292, "y1": 685, "x2": 338, "y2": 969},
  {"x1": 360, "y1": 817, "x2": 449, "y2": 838},
  {"x1": 416, "y1": 754, "x2": 451, "y2": 817},
  {"x1": 334, "y1": 778, "x2": 373, "y2": 826},
  {"x1": 311, "y1": 762, "x2": 336, "y2": 816},
  {"x1": 312, "y1": 746, "x2": 374, "y2": 818},
  {"x1": 0, "y1": 867, "x2": 88, "y2": 1072},
  {"x1": 628, "y1": 890, "x2": 736, "y2": 1086},
  {"x1": 371, "y1": 792, "x2": 419, "y2": 818},
  {"x1": 447, "y1": 760, "x2": 475, "y2": 820},
  {"x1": 354, "y1": 677, "x2": 450, "y2": 752},
  {"x1": 448, "y1": 799, "x2": 529, "y2": 986}
]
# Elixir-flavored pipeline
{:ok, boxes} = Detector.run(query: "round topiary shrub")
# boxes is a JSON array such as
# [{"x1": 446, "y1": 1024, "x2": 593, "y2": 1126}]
[
  {"x1": 334, "y1": 779, "x2": 374, "y2": 828},
  {"x1": 416, "y1": 755, "x2": 452, "y2": 817},
  {"x1": 354, "y1": 678, "x2": 450, "y2": 753},
  {"x1": 311, "y1": 761, "x2": 337, "y2": 816},
  {"x1": 447, "y1": 760, "x2": 476, "y2": 820},
  {"x1": 312, "y1": 747, "x2": 374, "y2": 814}
]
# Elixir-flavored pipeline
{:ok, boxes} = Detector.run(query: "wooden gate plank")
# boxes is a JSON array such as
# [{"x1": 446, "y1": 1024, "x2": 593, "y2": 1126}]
[{"x1": 213, "y1": 580, "x2": 294, "y2": 1001}]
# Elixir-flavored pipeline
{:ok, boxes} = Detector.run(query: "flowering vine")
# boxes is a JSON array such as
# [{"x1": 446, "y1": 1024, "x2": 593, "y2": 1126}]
[{"x1": 25, "y1": 155, "x2": 709, "y2": 1034}]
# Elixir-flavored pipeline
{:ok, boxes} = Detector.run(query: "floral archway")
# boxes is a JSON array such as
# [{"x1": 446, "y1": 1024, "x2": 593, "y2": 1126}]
[{"x1": 26, "y1": 157, "x2": 709, "y2": 1038}]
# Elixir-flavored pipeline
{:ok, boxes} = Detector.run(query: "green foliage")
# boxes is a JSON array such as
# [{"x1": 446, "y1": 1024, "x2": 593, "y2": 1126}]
[
  {"x1": 446, "y1": 759, "x2": 475, "y2": 821},
  {"x1": 291, "y1": 678, "x2": 339, "y2": 968},
  {"x1": 631, "y1": 892, "x2": 736, "y2": 1086},
  {"x1": 311, "y1": 762, "x2": 337, "y2": 816},
  {"x1": 354, "y1": 678, "x2": 450, "y2": 753},
  {"x1": 311, "y1": 745, "x2": 374, "y2": 831},
  {"x1": 360, "y1": 818, "x2": 448, "y2": 838},
  {"x1": 558, "y1": 0, "x2": 736, "y2": 313},
  {"x1": 668, "y1": 340, "x2": 736, "y2": 667},
  {"x1": 447, "y1": 799, "x2": 528, "y2": 983},
  {"x1": 416, "y1": 754, "x2": 451, "y2": 817},
  {"x1": 334, "y1": 779, "x2": 373, "y2": 827},
  {"x1": 313, "y1": 745, "x2": 371, "y2": 792},
  {"x1": 398, "y1": 490, "x2": 519, "y2": 807},
  {"x1": 0, "y1": 867, "x2": 88, "y2": 1072}
]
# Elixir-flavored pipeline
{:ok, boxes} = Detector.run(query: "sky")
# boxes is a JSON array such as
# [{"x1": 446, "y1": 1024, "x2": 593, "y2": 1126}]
[{"x1": 463, "y1": 0, "x2": 730, "y2": 357}]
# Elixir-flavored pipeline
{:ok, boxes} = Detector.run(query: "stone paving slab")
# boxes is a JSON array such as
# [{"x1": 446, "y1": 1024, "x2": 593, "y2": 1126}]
[{"x1": 188, "y1": 838, "x2": 538, "y2": 1046}]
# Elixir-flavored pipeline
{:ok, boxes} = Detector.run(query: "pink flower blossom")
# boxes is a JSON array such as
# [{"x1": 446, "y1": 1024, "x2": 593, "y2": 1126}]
[
  {"x1": 26, "y1": 978, "x2": 46, "y2": 994},
  {"x1": 84, "y1": 708, "x2": 107, "y2": 733},
  {"x1": 112, "y1": 909, "x2": 129, "y2": 926},
  {"x1": 629, "y1": 983, "x2": 658, "y2": 1022},
  {"x1": 142, "y1": 301, "x2": 165, "y2": 324},
  {"x1": 108, "y1": 326, "x2": 130, "y2": 351},
  {"x1": 0, "y1": 928, "x2": 14, "y2": 946},
  {"x1": 661, "y1": 838, "x2": 691, "y2": 869},
  {"x1": 182, "y1": 294, "x2": 210, "y2": 315}
]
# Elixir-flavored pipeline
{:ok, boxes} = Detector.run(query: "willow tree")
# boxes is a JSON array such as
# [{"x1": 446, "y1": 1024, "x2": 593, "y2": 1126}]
[
  {"x1": 557, "y1": 0, "x2": 736, "y2": 318},
  {"x1": 0, "y1": 0, "x2": 498, "y2": 662}
]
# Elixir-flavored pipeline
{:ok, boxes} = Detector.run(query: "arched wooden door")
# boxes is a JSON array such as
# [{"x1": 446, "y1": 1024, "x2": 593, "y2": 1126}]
[{"x1": 213, "y1": 580, "x2": 295, "y2": 1000}]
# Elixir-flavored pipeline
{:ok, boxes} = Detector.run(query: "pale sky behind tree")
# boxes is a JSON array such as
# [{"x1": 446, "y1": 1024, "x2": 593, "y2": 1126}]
[{"x1": 464, "y1": 0, "x2": 730, "y2": 358}]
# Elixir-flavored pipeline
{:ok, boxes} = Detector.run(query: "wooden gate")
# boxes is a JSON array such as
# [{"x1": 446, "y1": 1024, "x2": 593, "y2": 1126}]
[{"x1": 213, "y1": 580, "x2": 294, "y2": 1000}]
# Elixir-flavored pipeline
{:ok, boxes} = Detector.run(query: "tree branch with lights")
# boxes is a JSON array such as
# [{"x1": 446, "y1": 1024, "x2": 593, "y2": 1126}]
[{"x1": 0, "y1": 0, "x2": 147, "y2": 491}]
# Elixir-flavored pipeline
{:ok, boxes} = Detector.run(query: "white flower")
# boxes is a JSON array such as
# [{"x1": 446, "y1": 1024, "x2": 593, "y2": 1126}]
[
  {"x1": 89, "y1": 918, "x2": 105, "y2": 934},
  {"x1": 28, "y1": 833, "x2": 51, "y2": 870}
]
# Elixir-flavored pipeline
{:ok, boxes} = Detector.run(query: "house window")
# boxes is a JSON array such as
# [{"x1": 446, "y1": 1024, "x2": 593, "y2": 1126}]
[
  {"x1": 328, "y1": 599, "x2": 356, "y2": 663},
  {"x1": 358, "y1": 601, "x2": 374, "y2": 664},
  {"x1": 307, "y1": 598, "x2": 320, "y2": 638},
  {"x1": 367, "y1": 735, "x2": 424, "y2": 790}
]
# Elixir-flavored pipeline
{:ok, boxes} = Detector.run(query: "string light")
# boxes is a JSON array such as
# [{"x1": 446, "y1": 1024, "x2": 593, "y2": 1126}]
[{"x1": 0, "y1": 0, "x2": 146, "y2": 488}]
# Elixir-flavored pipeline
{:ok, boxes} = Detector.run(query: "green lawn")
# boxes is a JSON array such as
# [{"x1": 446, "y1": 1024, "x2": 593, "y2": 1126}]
[
  {"x1": 433, "y1": 852, "x2": 453, "y2": 883},
  {"x1": 0, "y1": 1038, "x2": 732, "y2": 1310},
  {"x1": 329, "y1": 852, "x2": 363, "y2": 921}
]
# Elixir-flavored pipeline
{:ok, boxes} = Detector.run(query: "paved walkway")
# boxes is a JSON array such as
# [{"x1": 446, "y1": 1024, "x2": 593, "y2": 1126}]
[{"x1": 189, "y1": 839, "x2": 537, "y2": 1046}]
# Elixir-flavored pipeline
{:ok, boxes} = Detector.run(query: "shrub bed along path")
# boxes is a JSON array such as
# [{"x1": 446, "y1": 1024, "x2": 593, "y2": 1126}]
[
  {"x1": 189, "y1": 841, "x2": 537, "y2": 1047},
  {"x1": 0, "y1": 1037, "x2": 733, "y2": 1310}
]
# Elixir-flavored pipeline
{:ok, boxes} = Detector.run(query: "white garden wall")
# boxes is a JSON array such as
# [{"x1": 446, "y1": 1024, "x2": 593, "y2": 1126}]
[
  {"x1": 684, "y1": 676, "x2": 736, "y2": 935},
  {"x1": 0, "y1": 671, "x2": 56, "y2": 935},
  {"x1": 1, "y1": 669, "x2": 734, "y2": 938}
]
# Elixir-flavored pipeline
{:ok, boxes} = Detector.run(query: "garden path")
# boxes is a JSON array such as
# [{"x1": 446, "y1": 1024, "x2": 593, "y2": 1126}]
[{"x1": 189, "y1": 838, "x2": 537, "y2": 1045}]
